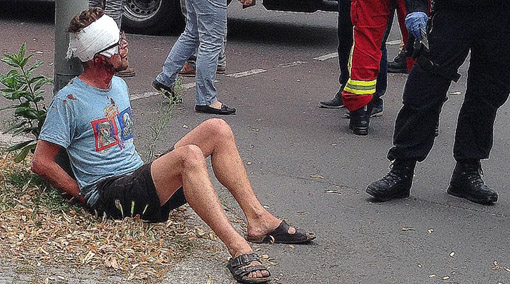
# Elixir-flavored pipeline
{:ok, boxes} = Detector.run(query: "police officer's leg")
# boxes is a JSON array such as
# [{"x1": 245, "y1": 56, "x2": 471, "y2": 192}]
[
  {"x1": 453, "y1": 15, "x2": 510, "y2": 162},
  {"x1": 389, "y1": 10, "x2": 471, "y2": 162},
  {"x1": 367, "y1": 10, "x2": 471, "y2": 201},
  {"x1": 447, "y1": 11, "x2": 510, "y2": 204}
]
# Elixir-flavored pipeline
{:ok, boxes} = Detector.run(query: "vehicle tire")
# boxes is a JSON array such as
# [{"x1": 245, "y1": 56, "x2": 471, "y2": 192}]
[{"x1": 122, "y1": 0, "x2": 185, "y2": 35}]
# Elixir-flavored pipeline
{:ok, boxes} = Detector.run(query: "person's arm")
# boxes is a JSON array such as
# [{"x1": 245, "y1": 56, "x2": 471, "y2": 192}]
[{"x1": 31, "y1": 140, "x2": 84, "y2": 203}]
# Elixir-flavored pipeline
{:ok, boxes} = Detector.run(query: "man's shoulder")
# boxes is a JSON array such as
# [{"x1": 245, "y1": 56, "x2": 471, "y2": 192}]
[
  {"x1": 111, "y1": 76, "x2": 128, "y2": 90},
  {"x1": 54, "y1": 77, "x2": 85, "y2": 99}
]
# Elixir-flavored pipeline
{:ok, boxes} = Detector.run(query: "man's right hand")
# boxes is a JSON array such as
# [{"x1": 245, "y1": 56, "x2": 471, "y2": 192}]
[{"x1": 405, "y1": 12, "x2": 428, "y2": 41}]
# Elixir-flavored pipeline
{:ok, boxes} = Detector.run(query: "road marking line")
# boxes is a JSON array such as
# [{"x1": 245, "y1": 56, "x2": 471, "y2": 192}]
[
  {"x1": 386, "y1": 39, "x2": 401, "y2": 45},
  {"x1": 226, "y1": 69, "x2": 266, "y2": 78},
  {"x1": 131, "y1": 82, "x2": 196, "y2": 101},
  {"x1": 279, "y1": 61, "x2": 307, "y2": 68},
  {"x1": 314, "y1": 53, "x2": 338, "y2": 61}
]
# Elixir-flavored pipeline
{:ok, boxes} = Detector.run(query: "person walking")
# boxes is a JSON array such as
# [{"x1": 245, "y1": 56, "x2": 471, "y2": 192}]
[
  {"x1": 366, "y1": 0, "x2": 510, "y2": 205},
  {"x1": 152, "y1": 0, "x2": 242, "y2": 115}
]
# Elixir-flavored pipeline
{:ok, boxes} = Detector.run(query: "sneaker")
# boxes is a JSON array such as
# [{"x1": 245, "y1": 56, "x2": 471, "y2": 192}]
[
  {"x1": 152, "y1": 80, "x2": 182, "y2": 103},
  {"x1": 371, "y1": 98, "x2": 383, "y2": 117},
  {"x1": 388, "y1": 50, "x2": 408, "y2": 74},
  {"x1": 319, "y1": 90, "x2": 344, "y2": 109}
]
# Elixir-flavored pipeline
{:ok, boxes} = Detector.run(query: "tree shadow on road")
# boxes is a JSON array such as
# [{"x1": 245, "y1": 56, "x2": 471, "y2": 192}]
[
  {"x1": 228, "y1": 17, "x2": 337, "y2": 47},
  {"x1": 0, "y1": 1, "x2": 54, "y2": 24}
]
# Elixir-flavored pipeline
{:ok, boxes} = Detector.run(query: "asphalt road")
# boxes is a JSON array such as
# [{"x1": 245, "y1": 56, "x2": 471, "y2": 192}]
[{"x1": 1, "y1": 2, "x2": 509, "y2": 283}]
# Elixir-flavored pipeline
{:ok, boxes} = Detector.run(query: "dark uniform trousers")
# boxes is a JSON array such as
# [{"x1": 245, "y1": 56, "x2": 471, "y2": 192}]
[{"x1": 388, "y1": 7, "x2": 510, "y2": 162}]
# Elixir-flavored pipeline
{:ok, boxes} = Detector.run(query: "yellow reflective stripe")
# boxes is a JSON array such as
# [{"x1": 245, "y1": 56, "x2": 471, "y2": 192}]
[
  {"x1": 348, "y1": 79, "x2": 377, "y2": 86},
  {"x1": 344, "y1": 78, "x2": 377, "y2": 95}
]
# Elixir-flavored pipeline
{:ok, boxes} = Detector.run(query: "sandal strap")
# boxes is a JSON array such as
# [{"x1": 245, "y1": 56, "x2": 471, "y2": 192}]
[
  {"x1": 227, "y1": 253, "x2": 271, "y2": 282},
  {"x1": 262, "y1": 220, "x2": 310, "y2": 243},
  {"x1": 232, "y1": 265, "x2": 269, "y2": 279},
  {"x1": 228, "y1": 253, "x2": 260, "y2": 268}
]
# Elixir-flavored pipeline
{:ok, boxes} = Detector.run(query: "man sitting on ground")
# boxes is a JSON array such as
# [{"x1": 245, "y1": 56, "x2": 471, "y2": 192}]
[{"x1": 31, "y1": 8, "x2": 315, "y2": 284}]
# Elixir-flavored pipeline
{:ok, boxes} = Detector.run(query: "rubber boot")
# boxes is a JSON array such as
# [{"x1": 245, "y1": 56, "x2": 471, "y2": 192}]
[
  {"x1": 366, "y1": 160, "x2": 416, "y2": 201},
  {"x1": 349, "y1": 100, "x2": 374, "y2": 135},
  {"x1": 447, "y1": 161, "x2": 498, "y2": 205}
]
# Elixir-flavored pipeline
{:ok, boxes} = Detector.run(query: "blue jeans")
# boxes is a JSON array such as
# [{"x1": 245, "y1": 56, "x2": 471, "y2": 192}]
[
  {"x1": 157, "y1": 0, "x2": 227, "y2": 106},
  {"x1": 180, "y1": 0, "x2": 227, "y2": 68},
  {"x1": 89, "y1": 0, "x2": 124, "y2": 27}
]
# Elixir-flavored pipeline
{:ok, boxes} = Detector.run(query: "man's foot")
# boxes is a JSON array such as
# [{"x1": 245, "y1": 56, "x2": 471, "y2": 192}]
[
  {"x1": 152, "y1": 80, "x2": 182, "y2": 103},
  {"x1": 217, "y1": 65, "x2": 226, "y2": 74},
  {"x1": 447, "y1": 161, "x2": 498, "y2": 205},
  {"x1": 388, "y1": 50, "x2": 408, "y2": 74},
  {"x1": 348, "y1": 101, "x2": 375, "y2": 135},
  {"x1": 227, "y1": 253, "x2": 271, "y2": 283},
  {"x1": 115, "y1": 67, "x2": 136, "y2": 77},
  {"x1": 366, "y1": 160, "x2": 416, "y2": 201},
  {"x1": 179, "y1": 62, "x2": 227, "y2": 77},
  {"x1": 178, "y1": 62, "x2": 196, "y2": 77},
  {"x1": 246, "y1": 220, "x2": 316, "y2": 244},
  {"x1": 371, "y1": 98, "x2": 383, "y2": 117},
  {"x1": 344, "y1": 98, "x2": 383, "y2": 118},
  {"x1": 195, "y1": 102, "x2": 236, "y2": 115},
  {"x1": 319, "y1": 90, "x2": 344, "y2": 109}
]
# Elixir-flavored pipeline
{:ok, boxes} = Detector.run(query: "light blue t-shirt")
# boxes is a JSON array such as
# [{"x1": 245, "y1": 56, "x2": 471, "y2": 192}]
[{"x1": 39, "y1": 77, "x2": 143, "y2": 206}]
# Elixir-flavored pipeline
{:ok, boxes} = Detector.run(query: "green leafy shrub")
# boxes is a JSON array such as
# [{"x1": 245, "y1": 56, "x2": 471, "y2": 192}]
[{"x1": 0, "y1": 43, "x2": 52, "y2": 162}]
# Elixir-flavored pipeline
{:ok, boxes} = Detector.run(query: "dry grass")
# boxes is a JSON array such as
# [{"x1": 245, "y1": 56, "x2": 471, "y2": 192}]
[{"x1": 0, "y1": 152, "x2": 222, "y2": 282}]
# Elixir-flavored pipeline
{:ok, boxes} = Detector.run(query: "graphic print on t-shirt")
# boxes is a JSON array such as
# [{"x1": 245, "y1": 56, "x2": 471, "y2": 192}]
[
  {"x1": 118, "y1": 108, "x2": 134, "y2": 141},
  {"x1": 91, "y1": 118, "x2": 119, "y2": 151}
]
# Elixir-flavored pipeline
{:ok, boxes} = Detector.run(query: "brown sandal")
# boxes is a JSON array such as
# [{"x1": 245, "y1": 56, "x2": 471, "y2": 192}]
[
  {"x1": 246, "y1": 220, "x2": 316, "y2": 244},
  {"x1": 227, "y1": 253, "x2": 271, "y2": 283}
]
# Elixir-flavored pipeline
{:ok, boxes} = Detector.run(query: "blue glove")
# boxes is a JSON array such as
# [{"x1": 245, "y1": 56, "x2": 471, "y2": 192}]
[{"x1": 405, "y1": 12, "x2": 428, "y2": 41}]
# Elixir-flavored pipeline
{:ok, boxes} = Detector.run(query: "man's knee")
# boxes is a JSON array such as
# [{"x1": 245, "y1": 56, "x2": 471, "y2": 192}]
[
  {"x1": 178, "y1": 145, "x2": 206, "y2": 170},
  {"x1": 202, "y1": 118, "x2": 233, "y2": 140}
]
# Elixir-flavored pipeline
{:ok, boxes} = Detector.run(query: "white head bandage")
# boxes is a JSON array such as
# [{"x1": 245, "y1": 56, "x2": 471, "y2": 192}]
[{"x1": 66, "y1": 15, "x2": 120, "y2": 62}]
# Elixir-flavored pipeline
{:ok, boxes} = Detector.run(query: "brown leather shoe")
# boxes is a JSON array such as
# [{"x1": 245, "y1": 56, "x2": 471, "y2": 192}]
[
  {"x1": 216, "y1": 65, "x2": 226, "y2": 74},
  {"x1": 115, "y1": 67, "x2": 135, "y2": 77},
  {"x1": 179, "y1": 62, "x2": 196, "y2": 77}
]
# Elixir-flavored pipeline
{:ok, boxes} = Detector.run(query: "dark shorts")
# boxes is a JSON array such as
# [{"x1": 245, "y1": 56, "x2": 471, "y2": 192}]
[{"x1": 92, "y1": 163, "x2": 187, "y2": 223}]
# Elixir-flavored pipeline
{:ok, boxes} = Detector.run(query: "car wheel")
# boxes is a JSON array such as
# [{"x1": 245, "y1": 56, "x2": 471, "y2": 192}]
[{"x1": 122, "y1": 0, "x2": 185, "y2": 35}]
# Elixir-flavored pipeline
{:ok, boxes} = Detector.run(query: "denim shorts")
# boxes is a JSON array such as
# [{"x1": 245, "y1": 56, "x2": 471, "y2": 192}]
[{"x1": 92, "y1": 163, "x2": 187, "y2": 223}]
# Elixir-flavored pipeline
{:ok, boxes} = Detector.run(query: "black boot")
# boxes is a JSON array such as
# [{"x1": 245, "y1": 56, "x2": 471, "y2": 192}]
[
  {"x1": 366, "y1": 160, "x2": 416, "y2": 201},
  {"x1": 320, "y1": 89, "x2": 344, "y2": 109},
  {"x1": 388, "y1": 50, "x2": 408, "y2": 74},
  {"x1": 447, "y1": 161, "x2": 498, "y2": 204},
  {"x1": 349, "y1": 100, "x2": 374, "y2": 135}
]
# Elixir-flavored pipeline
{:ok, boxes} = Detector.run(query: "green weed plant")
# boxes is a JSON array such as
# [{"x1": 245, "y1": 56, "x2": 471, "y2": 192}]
[{"x1": 0, "y1": 43, "x2": 52, "y2": 162}]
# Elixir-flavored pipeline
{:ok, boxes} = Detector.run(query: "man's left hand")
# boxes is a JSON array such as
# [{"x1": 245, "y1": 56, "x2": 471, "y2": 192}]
[{"x1": 405, "y1": 12, "x2": 428, "y2": 41}]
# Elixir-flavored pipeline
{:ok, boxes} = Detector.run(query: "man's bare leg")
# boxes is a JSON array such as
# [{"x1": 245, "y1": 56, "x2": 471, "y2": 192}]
[
  {"x1": 151, "y1": 144, "x2": 268, "y2": 279},
  {"x1": 174, "y1": 118, "x2": 294, "y2": 239}
]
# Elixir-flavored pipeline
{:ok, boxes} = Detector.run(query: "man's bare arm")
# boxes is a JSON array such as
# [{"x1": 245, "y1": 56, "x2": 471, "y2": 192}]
[{"x1": 31, "y1": 140, "x2": 84, "y2": 203}]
